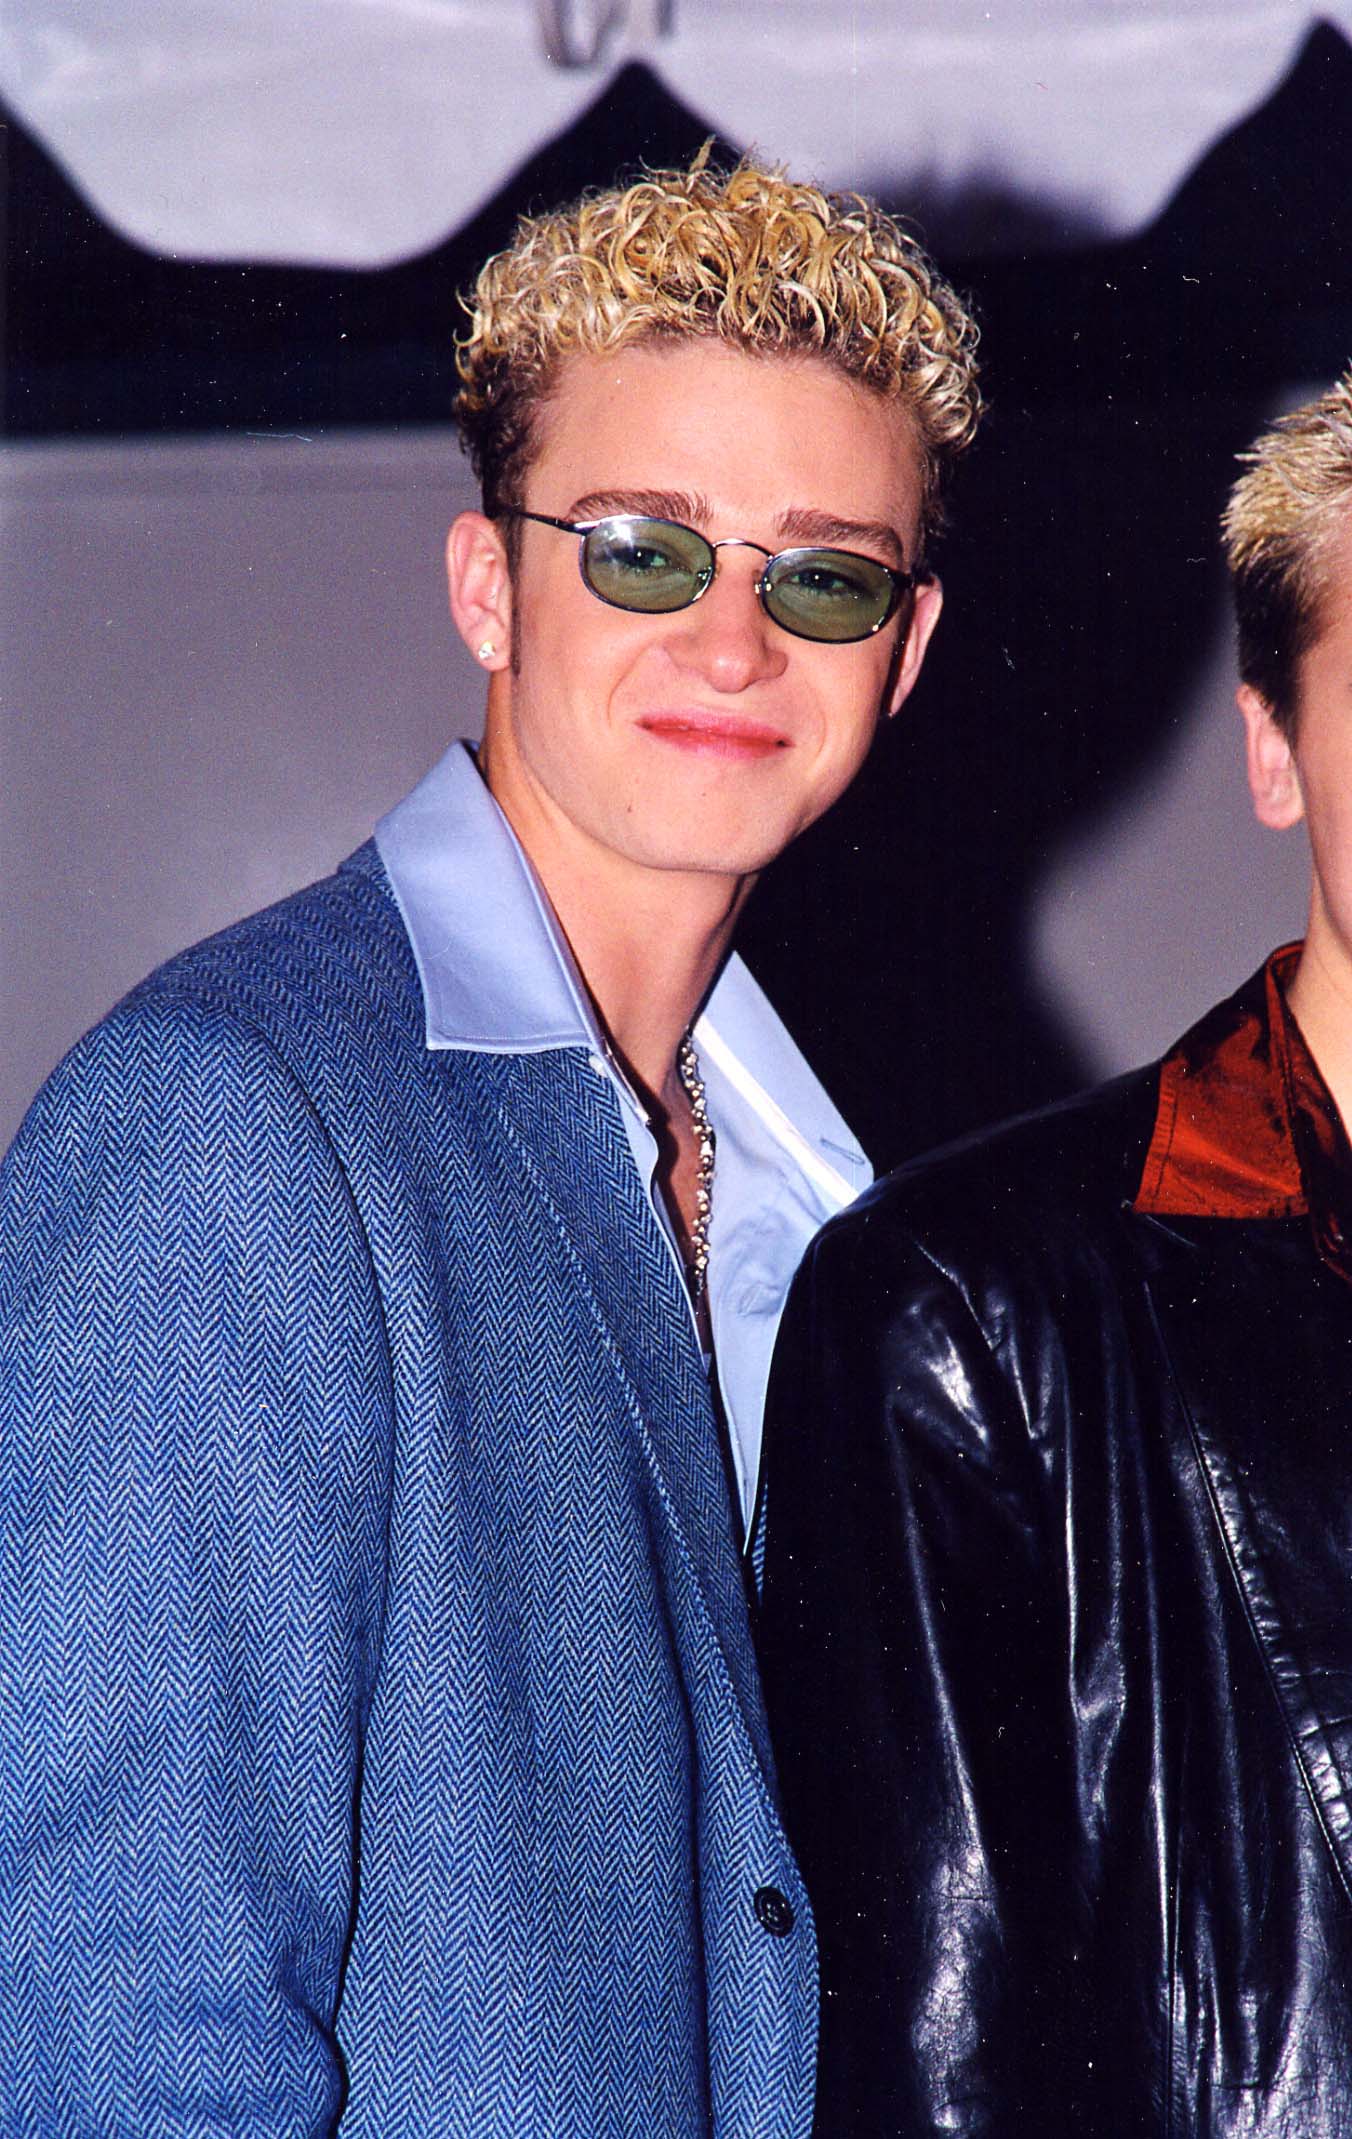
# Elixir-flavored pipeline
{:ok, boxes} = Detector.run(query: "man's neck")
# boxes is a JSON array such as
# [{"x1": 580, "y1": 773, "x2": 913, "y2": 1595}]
[
  {"x1": 528, "y1": 837, "x2": 749, "y2": 1108},
  {"x1": 1286, "y1": 908, "x2": 1352, "y2": 1138},
  {"x1": 475, "y1": 724, "x2": 754, "y2": 1108}
]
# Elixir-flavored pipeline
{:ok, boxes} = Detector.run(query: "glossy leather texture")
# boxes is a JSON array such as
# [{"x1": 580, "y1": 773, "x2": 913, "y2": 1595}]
[{"x1": 758, "y1": 1067, "x2": 1352, "y2": 2136}]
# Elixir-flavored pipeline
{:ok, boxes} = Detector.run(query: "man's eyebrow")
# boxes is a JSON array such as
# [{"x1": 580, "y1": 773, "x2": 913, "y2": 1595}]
[
  {"x1": 776, "y1": 507, "x2": 907, "y2": 564},
  {"x1": 562, "y1": 490, "x2": 908, "y2": 566},
  {"x1": 565, "y1": 488, "x2": 711, "y2": 524}
]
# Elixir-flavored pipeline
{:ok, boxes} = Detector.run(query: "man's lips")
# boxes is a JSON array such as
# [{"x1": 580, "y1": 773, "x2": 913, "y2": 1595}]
[{"x1": 636, "y1": 710, "x2": 790, "y2": 759}]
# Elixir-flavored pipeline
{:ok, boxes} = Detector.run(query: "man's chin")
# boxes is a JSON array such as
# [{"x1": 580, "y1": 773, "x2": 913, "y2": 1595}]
[{"x1": 625, "y1": 831, "x2": 795, "y2": 883}]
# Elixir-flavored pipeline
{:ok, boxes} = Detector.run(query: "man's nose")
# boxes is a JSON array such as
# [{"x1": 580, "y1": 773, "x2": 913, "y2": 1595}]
[{"x1": 667, "y1": 551, "x2": 789, "y2": 691}]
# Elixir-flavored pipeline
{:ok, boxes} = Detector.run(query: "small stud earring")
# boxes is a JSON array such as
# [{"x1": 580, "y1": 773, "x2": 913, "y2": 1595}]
[{"x1": 478, "y1": 640, "x2": 496, "y2": 662}]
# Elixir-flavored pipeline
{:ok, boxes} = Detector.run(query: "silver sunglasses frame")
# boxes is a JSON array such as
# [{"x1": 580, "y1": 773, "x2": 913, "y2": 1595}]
[{"x1": 500, "y1": 508, "x2": 919, "y2": 643}]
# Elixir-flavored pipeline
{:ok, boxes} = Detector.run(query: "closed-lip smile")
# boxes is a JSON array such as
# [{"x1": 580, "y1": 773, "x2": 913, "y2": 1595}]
[{"x1": 636, "y1": 710, "x2": 790, "y2": 758}]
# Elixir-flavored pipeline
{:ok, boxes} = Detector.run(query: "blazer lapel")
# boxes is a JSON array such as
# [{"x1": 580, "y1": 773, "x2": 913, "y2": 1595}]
[
  {"x1": 1138, "y1": 1209, "x2": 1352, "y2": 1901},
  {"x1": 488, "y1": 1047, "x2": 777, "y2": 1783}
]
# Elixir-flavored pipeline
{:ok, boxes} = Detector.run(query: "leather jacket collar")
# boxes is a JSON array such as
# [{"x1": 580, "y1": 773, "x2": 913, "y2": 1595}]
[{"x1": 1136, "y1": 942, "x2": 1352, "y2": 1282}]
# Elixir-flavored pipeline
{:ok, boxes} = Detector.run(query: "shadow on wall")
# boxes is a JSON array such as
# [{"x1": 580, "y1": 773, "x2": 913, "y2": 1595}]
[
  {"x1": 741, "y1": 392, "x2": 1254, "y2": 1170},
  {"x1": 5, "y1": 26, "x2": 1352, "y2": 1168},
  {"x1": 740, "y1": 21, "x2": 1352, "y2": 1167}
]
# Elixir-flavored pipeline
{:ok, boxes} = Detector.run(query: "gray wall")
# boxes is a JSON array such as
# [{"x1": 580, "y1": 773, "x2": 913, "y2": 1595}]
[
  {"x1": 2, "y1": 429, "x2": 483, "y2": 1147},
  {"x1": 1035, "y1": 557, "x2": 1311, "y2": 1072},
  {"x1": 1, "y1": 423, "x2": 1313, "y2": 1152}
]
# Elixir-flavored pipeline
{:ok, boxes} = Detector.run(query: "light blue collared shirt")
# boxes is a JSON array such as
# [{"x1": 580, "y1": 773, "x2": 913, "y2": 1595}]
[{"x1": 375, "y1": 741, "x2": 871, "y2": 1531}]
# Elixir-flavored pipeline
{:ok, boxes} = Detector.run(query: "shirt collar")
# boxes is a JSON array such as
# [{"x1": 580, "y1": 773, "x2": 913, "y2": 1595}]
[
  {"x1": 1134, "y1": 942, "x2": 1352, "y2": 1279},
  {"x1": 374, "y1": 739, "x2": 870, "y2": 1205},
  {"x1": 375, "y1": 738, "x2": 603, "y2": 1055}
]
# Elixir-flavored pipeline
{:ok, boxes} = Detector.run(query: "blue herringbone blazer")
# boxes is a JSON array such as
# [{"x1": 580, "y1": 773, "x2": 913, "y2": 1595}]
[{"x1": 0, "y1": 844, "x2": 815, "y2": 2138}]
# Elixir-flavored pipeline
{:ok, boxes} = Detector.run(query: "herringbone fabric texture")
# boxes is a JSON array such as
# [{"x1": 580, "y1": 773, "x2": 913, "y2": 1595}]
[{"x1": 0, "y1": 845, "x2": 815, "y2": 2138}]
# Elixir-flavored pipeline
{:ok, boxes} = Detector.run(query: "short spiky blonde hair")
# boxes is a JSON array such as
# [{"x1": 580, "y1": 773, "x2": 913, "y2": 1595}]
[
  {"x1": 455, "y1": 151, "x2": 981, "y2": 552},
  {"x1": 1222, "y1": 369, "x2": 1352, "y2": 731}
]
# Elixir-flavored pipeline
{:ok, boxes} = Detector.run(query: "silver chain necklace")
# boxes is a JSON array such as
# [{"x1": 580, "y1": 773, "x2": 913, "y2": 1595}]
[{"x1": 676, "y1": 1032, "x2": 716, "y2": 1307}]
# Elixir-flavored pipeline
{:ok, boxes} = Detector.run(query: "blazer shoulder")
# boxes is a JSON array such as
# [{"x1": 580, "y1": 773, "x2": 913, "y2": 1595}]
[
  {"x1": 6, "y1": 846, "x2": 425, "y2": 1172},
  {"x1": 90, "y1": 843, "x2": 432, "y2": 1112},
  {"x1": 126, "y1": 842, "x2": 417, "y2": 1038}
]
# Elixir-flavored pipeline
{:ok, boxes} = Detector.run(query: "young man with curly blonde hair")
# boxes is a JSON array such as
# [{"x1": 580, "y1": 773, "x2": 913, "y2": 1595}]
[
  {"x1": 757, "y1": 369, "x2": 1352, "y2": 2136},
  {"x1": 0, "y1": 155, "x2": 978, "y2": 2134}
]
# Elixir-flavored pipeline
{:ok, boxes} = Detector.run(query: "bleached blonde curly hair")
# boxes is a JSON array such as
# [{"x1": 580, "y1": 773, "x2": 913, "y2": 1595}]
[
  {"x1": 1223, "y1": 369, "x2": 1352, "y2": 732},
  {"x1": 455, "y1": 150, "x2": 982, "y2": 552}
]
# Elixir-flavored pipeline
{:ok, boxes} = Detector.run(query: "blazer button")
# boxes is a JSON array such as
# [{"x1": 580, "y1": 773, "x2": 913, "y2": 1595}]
[{"x1": 753, "y1": 1885, "x2": 795, "y2": 1937}]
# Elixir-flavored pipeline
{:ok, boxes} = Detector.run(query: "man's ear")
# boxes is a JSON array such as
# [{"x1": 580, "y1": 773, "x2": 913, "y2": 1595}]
[
  {"x1": 885, "y1": 577, "x2": 944, "y2": 719},
  {"x1": 1240, "y1": 682, "x2": 1305, "y2": 828},
  {"x1": 447, "y1": 511, "x2": 512, "y2": 672}
]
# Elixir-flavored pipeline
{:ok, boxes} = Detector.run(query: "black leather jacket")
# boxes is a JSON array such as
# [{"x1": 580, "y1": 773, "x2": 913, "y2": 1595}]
[{"x1": 758, "y1": 1065, "x2": 1352, "y2": 2136}]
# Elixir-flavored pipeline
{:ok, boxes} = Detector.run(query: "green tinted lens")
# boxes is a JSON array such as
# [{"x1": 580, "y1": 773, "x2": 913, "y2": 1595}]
[
  {"x1": 582, "y1": 517, "x2": 714, "y2": 613},
  {"x1": 762, "y1": 547, "x2": 898, "y2": 643}
]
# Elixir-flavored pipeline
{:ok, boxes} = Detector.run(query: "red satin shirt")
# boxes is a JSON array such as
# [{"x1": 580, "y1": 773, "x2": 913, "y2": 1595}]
[{"x1": 1135, "y1": 942, "x2": 1352, "y2": 1280}]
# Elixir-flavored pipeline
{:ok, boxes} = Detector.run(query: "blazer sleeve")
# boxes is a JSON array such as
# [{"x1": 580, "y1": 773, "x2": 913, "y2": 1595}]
[
  {"x1": 0, "y1": 992, "x2": 394, "y2": 2136},
  {"x1": 757, "y1": 1208, "x2": 1082, "y2": 2138}
]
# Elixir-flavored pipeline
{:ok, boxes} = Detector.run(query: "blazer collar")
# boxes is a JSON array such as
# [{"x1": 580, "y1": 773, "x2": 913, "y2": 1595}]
[{"x1": 489, "y1": 1045, "x2": 779, "y2": 1785}]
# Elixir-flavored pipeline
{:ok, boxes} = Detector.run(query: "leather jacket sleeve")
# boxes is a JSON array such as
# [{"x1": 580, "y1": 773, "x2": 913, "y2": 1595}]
[{"x1": 758, "y1": 1206, "x2": 1091, "y2": 2137}]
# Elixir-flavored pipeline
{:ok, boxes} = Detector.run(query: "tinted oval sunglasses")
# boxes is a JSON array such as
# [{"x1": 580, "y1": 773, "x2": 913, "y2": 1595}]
[{"x1": 500, "y1": 508, "x2": 922, "y2": 645}]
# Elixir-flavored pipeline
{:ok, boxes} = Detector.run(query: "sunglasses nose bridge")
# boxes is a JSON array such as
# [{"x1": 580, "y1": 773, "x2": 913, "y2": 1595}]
[
  {"x1": 705, "y1": 534, "x2": 777, "y2": 611},
  {"x1": 709, "y1": 535, "x2": 775, "y2": 562}
]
